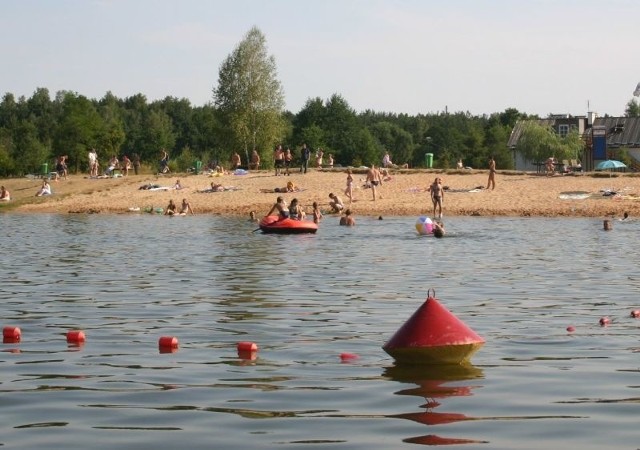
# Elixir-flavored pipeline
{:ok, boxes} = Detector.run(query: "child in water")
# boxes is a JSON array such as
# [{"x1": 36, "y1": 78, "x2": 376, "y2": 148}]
[{"x1": 312, "y1": 202, "x2": 323, "y2": 224}]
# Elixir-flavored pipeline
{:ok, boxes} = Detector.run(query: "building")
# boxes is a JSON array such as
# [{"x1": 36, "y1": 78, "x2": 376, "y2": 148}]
[{"x1": 508, "y1": 113, "x2": 640, "y2": 172}]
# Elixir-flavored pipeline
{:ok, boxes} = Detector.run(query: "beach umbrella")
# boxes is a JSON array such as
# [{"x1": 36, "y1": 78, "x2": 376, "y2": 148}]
[
  {"x1": 595, "y1": 159, "x2": 627, "y2": 177},
  {"x1": 596, "y1": 160, "x2": 627, "y2": 171}
]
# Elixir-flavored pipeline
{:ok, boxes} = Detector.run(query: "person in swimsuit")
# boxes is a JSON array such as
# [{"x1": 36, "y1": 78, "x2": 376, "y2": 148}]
[
  {"x1": 288, "y1": 198, "x2": 305, "y2": 220},
  {"x1": 339, "y1": 209, "x2": 356, "y2": 226},
  {"x1": 328, "y1": 193, "x2": 344, "y2": 213},
  {"x1": 344, "y1": 169, "x2": 354, "y2": 203},
  {"x1": 35, "y1": 180, "x2": 52, "y2": 197},
  {"x1": 433, "y1": 220, "x2": 445, "y2": 238},
  {"x1": 179, "y1": 198, "x2": 194, "y2": 215},
  {"x1": 366, "y1": 164, "x2": 383, "y2": 201},
  {"x1": 428, "y1": 177, "x2": 444, "y2": 219},
  {"x1": 164, "y1": 199, "x2": 177, "y2": 216},
  {"x1": 312, "y1": 201, "x2": 323, "y2": 224},
  {"x1": 267, "y1": 196, "x2": 288, "y2": 219},
  {"x1": 487, "y1": 156, "x2": 496, "y2": 190},
  {"x1": 0, "y1": 185, "x2": 10, "y2": 201}
]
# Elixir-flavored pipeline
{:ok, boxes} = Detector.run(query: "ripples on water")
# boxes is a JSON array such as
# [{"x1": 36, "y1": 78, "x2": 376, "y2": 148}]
[{"x1": 2, "y1": 213, "x2": 640, "y2": 449}]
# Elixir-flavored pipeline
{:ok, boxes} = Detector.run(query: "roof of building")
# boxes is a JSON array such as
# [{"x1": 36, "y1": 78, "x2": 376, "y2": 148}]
[
  {"x1": 591, "y1": 116, "x2": 640, "y2": 147},
  {"x1": 508, "y1": 116, "x2": 640, "y2": 149}
]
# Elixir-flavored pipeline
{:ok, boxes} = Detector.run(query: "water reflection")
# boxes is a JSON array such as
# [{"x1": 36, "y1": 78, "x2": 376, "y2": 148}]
[{"x1": 384, "y1": 363, "x2": 488, "y2": 446}]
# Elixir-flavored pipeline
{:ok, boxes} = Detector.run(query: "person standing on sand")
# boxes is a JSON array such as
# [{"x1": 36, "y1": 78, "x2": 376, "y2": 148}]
[
  {"x1": 88, "y1": 148, "x2": 98, "y2": 177},
  {"x1": 132, "y1": 153, "x2": 141, "y2": 175},
  {"x1": 487, "y1": 156, "x2": 496, "y2": 190},
  {"x1": 344, "y1": 169, "x2": 355, "y2": 203},
  {"x1": 428, "y1": 177, "x2": 444, "y2": 219},
  {"x1": 366, "y1": 164, "x2": 383, "y2": 201},
  {"x1": 300, "y1": 143, "x2": 310, "y2": 173}
]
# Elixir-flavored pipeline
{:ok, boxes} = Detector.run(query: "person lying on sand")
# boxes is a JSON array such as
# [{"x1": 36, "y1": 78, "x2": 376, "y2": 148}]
[{"x1": 260, "y1": 181, "x2": 299, "y2": 193}]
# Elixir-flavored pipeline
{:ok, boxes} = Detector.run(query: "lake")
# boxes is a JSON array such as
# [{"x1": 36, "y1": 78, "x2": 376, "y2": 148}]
[{"x1": 1, "y1": 213, "x2": 639, "y2": 449}]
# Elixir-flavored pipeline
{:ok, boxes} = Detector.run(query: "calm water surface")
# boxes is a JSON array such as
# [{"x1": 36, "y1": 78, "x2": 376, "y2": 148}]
[{"x1": 1, "y1": 213, "x2": 640, "y2": 449}]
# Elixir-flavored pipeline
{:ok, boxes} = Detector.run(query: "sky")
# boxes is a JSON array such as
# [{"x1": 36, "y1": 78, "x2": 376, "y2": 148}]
[{"x1": 2, "y1": 0, "x2": 639, "y2": 117}]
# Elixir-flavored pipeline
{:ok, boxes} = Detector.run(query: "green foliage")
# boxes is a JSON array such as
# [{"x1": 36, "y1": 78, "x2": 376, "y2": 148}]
[
  {"x1": 515, "y1": 121, "x2": 584, "y2": 165},
  {"x1": 213, "y1": 26, "x2": 286, "y2": 165},
  {"x1": 625, "y1": 99, "x2": 640, "y2": 118},
  {"x1": 173, "y1": 146, "x2": 197, "y2": 172}
]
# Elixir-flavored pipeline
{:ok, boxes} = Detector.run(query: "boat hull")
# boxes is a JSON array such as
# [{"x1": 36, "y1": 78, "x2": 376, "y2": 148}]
[{"x1": 259, "y1": 216, "x2": 318, "y2": 234}]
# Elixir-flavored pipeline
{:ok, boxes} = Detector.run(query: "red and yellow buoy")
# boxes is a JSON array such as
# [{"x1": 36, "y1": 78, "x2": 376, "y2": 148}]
[{"x1": 383, "y1": 291, "x2": 484, "y2": 365}]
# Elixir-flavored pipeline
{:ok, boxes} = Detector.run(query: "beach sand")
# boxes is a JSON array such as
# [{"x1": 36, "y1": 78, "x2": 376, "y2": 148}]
[{"x1": 3, "y1": 168, "x2": 640, "y2": 218}]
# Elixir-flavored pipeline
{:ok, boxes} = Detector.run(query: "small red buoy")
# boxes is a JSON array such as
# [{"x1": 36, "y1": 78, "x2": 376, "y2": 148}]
[
  {"x1": 566, "y1": 326, "x2": 576, "y2": 333},
  {"x1": 340, "y1": 352, "x2": 360, "y2": 362},
  {"x1": 599, "y1": 317, "x2": 611, "y2": 326},
  {"x1": 66, "y1": 330, "x2": 86, "y2": 344},
  {"x1": 631, "y1": 310, "x2": 640, "y2": 318},
  {"x1": 158, "y1": 336, "x2": 179, "y2": 353},
  {"x1": 237, "y1": 342, "x2": 258, "y2": 360},
  {"x1": 3, "y1": 326, "x2": 21, "y2": 340},
  {"x1": 383, "y1": 290, "x2": 484, "y2": 365},
  {"x1": 237, "y1": 341, "x2": 258, "y2": 352}
]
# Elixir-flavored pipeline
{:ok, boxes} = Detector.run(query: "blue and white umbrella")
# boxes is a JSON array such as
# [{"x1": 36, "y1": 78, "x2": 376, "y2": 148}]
[{"x1": 595, "y1": 160, "x2": 627, "y2": 171}]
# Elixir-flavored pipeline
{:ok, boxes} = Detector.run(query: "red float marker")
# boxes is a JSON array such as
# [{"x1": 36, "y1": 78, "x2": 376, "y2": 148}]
[
  {"x1": 158, "y1": 336, "x2": 179, "y2": 353},
  {"x1": 66, "y1": 330, "x2": 86, "y2": 344},
  {"x1": 237, "y1": 341, "x2": 258, "y2": 360},
  {"x1": 383, "y1": 291, "x2": 485, "y2": 365},
  {"x1": 566, "y1": 326, "x2": 576, "y2": 333},
  {"x1": 237, "y1": 341, "x2": 258, "y2": 352},
  {"x1": 631, "y1": 310, "x2": 640, "y2": 318},
  {"x1": 599, "y1": 317, "x2": 611, "y2": 326},
  {"x1": 3, "y1": 326, "x2": 21, "y2": 343},
  {"x1": 340, "y1": 352, "x2": 360, "y2": 362}
]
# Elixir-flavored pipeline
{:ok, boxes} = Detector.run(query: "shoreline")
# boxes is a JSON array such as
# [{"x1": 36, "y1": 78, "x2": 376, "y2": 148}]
[{"x1": 2, "y1": 169, "x2": 640, "y2": 219}]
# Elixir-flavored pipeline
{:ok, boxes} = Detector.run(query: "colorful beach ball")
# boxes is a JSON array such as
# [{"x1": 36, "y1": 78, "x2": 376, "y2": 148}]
[{"x1": 415, "y1": 216, "x2": 433, "y2": 235}]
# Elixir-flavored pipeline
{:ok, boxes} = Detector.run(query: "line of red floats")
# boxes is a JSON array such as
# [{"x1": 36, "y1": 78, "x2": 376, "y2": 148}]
[{"x1": 1, "y1": 327, "x2": 359, "y2": 361}]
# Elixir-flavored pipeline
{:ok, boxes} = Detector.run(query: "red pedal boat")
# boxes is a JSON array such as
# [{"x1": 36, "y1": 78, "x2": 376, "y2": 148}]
[{"x1": 259, "y1": 215, "x2": 318, "y2": 234}]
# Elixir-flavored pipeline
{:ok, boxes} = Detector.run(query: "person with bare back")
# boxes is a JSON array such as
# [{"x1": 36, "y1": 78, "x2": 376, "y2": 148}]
[{"x1": 366, "y1": 164, "x2": 383, "y2": 201}]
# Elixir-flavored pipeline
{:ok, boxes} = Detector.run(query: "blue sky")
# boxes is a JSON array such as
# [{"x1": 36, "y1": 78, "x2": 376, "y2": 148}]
[{"x1": 2, "y1": 0, "x2": 639, "y2": 117}]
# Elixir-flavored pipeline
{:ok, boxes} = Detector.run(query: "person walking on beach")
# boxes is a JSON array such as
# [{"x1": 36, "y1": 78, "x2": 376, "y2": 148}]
[
  {"x1": 366, "y1": 164, "x2": 383, "y2": 201},
  {"x1": 487, "y1": 156, "x2": 496, "y2": 190},
  {"x1": 428, "y1": 177, "x2": 444, "y2": 219}
]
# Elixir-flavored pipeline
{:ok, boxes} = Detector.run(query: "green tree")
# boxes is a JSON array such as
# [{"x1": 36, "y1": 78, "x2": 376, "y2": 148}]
[
  {"x1": 625, "y1": 98, "x2": 640, "y2": 117},
  {"x1": 516, "y1": 121, "x2": 583, "y2": 164},
  {"x1": 54, "y1": 92, "x2": 105, "y2": 173},
  {"x1": 369, "y1": 121, "x2": 414, "y2": 166},
  {"x1": 96, "y1": 92, "x2": 125, "y2": 158},
  {"x1": 213, "y1": 26, "x2": 286, "y2": 167}
]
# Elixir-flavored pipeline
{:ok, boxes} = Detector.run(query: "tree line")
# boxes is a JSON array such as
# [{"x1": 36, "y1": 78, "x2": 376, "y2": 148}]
[
  {"x1": 4, "y1": 26, "x2": 636, "y2": 178},
  {"x1": 0, "y1": 85, "x2": 529, "y2": 178}
]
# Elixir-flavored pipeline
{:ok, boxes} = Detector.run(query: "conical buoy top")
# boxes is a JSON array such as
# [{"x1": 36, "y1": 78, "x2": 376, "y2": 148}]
[{"x1": 383, "y1": 292, "x2": 484, "y2": 365}]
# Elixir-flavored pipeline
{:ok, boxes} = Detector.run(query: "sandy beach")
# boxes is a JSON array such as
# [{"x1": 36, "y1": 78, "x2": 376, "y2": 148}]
[{"x1": 3, "y1": 168, "x2": 640, "y2": 219}]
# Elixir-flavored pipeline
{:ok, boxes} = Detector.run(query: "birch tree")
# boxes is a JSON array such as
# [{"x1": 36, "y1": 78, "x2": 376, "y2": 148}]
[{"x1": 213, "y1": 26, "x2": 285, "y2": 167}]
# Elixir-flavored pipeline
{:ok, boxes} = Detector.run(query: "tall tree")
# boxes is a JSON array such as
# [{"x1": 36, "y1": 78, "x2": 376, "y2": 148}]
[
  {"x1": 213, "y1": 26, "x2": 286, "y2": 167},
  {"x1": 54, "y1": 92, "x2": 104, "y2": 173}
]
